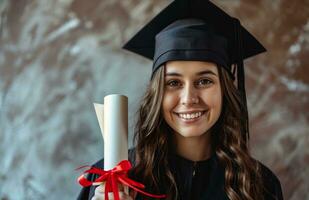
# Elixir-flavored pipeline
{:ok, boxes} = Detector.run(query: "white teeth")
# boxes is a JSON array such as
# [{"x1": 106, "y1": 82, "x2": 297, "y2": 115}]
[{"x1": 178, "y1": 112, "x2": 203, "y2": 119}]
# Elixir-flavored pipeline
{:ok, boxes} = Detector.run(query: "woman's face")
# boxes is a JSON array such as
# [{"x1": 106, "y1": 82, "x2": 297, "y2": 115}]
[{"x1": 162, "y1": 61, "x2": 222, "y2": 138}]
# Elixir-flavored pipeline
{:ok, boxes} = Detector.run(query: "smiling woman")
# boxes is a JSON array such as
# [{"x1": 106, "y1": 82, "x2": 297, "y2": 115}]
[
  {"x1": 162, "y1": 61, "x2": 222, "y2": 161},
  {"x1": 77, "y1": 0, "x2": 284, "y2": 200}
]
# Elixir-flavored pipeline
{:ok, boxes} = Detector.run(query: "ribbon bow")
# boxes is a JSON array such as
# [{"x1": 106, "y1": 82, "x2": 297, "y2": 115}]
[{"x1": 77, "y1": 160, "x2": 166, "y2": 200}]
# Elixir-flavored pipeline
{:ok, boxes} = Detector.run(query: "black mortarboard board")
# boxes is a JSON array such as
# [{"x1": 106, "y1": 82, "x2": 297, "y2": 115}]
[{"x1": 122, "y1": 0, "x2": 267, "y2": 142}]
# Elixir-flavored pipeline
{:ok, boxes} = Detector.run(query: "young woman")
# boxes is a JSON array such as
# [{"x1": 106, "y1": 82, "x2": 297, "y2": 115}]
[{"x1": 78, "y1": 1, "x2": 283, "y2": 200}]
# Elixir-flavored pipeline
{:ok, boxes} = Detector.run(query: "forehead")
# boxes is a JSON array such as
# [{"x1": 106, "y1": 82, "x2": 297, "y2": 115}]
[{"x1": 164, "y1": 61, "x2": 218, "y2": 76}]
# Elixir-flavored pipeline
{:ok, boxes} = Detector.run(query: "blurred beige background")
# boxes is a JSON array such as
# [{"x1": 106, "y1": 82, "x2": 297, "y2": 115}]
[{"x1": 0, "y1": 0, "x2": 308, "y2": 199}]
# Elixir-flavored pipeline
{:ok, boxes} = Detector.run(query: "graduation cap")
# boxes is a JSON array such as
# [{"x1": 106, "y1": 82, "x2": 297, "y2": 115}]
[{"x1": 122, "y1": 0, "x2": 267, "y2": 142}]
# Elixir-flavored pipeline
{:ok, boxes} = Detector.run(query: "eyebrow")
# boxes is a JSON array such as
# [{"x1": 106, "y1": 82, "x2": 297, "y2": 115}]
[{"x1": 165, "y1": 70, "x2": 217, "y2": 77}]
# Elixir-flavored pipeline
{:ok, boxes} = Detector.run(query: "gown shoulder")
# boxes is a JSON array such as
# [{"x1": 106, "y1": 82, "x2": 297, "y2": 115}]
[{"x1": 258, "y1": 161, "x2": 284, "y2": 200}]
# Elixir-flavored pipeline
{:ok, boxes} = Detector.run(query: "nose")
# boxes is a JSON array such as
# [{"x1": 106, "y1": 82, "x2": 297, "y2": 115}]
[{"x1": 180, "y1": 83, "x2": 199, "y2": 106}]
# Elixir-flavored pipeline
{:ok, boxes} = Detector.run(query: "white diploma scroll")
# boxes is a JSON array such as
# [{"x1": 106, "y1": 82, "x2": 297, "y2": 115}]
[{"x1": 94, "y1": 94, "x2": 128, "y2": 170}]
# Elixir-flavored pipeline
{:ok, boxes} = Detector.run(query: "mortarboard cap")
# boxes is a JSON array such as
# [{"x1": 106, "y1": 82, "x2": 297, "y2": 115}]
[
  {"x1": 123, "y1": 0, "x2": 266, "y2": 78},
  {"x1": 122, "y1": 0, "x2": 267, "y2": 142}
]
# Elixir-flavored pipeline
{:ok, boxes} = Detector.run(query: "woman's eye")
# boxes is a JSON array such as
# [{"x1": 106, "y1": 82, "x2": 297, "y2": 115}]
[
  {"x1": 197, "y1": 78, "x2": 213, "y2": 86},
  {"x1": 166, "y1": 80, "x2": 180, "y2": 87}
]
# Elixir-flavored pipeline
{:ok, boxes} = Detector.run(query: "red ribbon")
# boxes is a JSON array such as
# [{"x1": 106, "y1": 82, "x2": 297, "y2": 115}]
[{"x1": 77, "y1": 160, "x2": 166, "y2": 200}]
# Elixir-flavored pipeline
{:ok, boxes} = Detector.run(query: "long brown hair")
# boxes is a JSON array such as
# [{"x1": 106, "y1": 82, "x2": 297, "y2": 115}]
[{"x1": 131, "y1": 64, "x2": 264, "y2": 200}]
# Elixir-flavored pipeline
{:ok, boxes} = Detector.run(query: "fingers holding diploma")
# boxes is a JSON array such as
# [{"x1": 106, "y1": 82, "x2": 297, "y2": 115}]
[{"x1": 92, "y1": 182, "x2": 133, "y2": 200}]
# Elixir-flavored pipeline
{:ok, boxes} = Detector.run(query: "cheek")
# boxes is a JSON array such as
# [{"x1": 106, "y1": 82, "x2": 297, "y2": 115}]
[
  {"x1": 214, "y1": 92, "x2": 223, "y2": 108},
  {"x1": 202, "y1": 89, "x2": 222, "y2": 109},
  {"x1": 162, "y1": 93, "x2": 178, "y2": 115},
  {"x1": 212, "y1": 90, "x2": 223, "y2": 117}
]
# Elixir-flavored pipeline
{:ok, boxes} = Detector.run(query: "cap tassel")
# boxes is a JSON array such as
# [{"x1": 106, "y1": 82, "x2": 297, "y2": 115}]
[{"x1": 234, "y1": 18, "x2": 249, "y2": 143}]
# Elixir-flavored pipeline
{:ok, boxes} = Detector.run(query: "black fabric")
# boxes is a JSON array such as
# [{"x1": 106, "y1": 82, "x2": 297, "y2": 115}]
[
  {"x1": 152, "y1": 19, "x2": 230, "y2": 76},
  {"x1": 77, "y1": 148, "x2": 283, "y2": 200},
  {"x1": 167, "y1": 153, "x2": 227, "y2": 200},
  {"x1": 122, "y1": 0, "x2": 267, "y2": 77},
  {"x1": 233, "y1": 18, "x2": 250, "y2": 143}
]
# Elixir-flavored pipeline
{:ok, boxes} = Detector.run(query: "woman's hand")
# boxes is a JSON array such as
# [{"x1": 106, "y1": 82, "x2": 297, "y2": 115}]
[{"x1": 91, "y1": 183, "x2": 134, "y2": 200}]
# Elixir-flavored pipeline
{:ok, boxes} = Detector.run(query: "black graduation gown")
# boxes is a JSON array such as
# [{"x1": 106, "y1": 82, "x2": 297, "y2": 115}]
[{"x1": 77, "y1": 149, "x2": 283, "y2": 200}]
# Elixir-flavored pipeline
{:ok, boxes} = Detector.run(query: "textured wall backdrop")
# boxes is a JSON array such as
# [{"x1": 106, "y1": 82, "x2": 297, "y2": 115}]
[{"x1": 0, "y1": 0, "x2": 308, "y2": 199}]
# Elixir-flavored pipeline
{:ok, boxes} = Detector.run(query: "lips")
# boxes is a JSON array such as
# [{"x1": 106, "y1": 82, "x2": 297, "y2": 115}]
[{"x1": 173, "y1": 111, "x2": 207, "y2": 122}]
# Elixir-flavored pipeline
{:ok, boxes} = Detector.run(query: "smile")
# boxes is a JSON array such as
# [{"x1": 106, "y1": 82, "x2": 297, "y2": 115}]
[{"x1": 174, "y1": 111, "x2": 207, "y2": 122}]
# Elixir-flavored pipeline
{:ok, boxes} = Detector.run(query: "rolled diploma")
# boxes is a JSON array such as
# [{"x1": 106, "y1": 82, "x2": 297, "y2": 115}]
[
  {"x1": 93, "y1": 94, "x2": 128, "y2": 170},
  {"x1": 93, "y1": 103, "x2": 104, "y2": 137}
]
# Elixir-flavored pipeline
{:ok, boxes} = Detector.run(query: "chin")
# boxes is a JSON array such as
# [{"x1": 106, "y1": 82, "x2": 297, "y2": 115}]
[{"x1": 174, "y1": 127, "x2": 209, "y2": 138}]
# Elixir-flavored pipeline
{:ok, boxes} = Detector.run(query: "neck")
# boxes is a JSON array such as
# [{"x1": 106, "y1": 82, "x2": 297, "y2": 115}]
[{"x1": 173, "y1": 132, "x2": 212, "y2": 162}]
